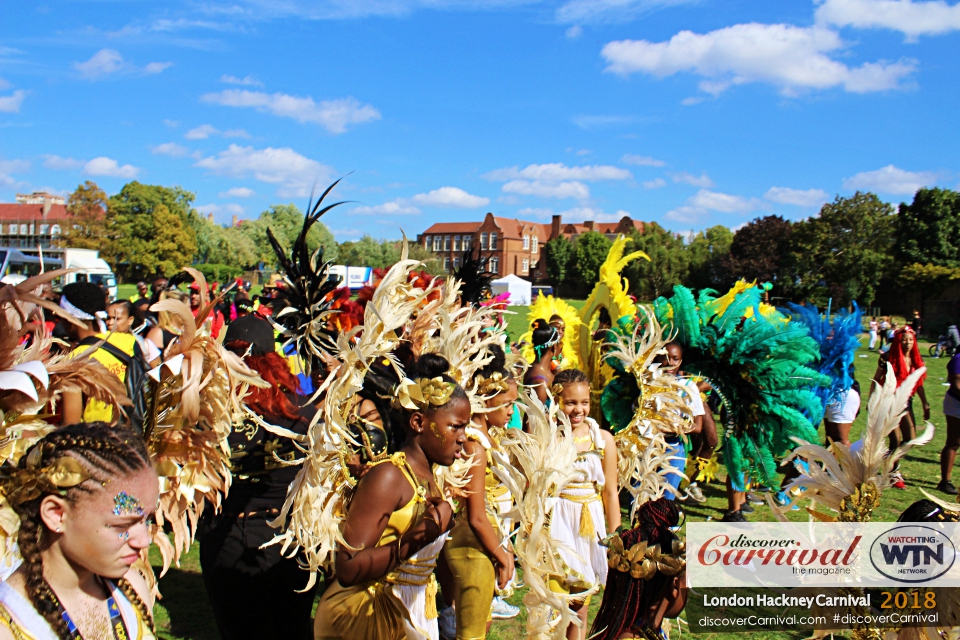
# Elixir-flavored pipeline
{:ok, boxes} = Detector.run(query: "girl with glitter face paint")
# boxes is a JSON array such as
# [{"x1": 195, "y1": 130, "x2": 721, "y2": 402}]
[
  {"x1": 0, "y1": 422, "x2": 159, "y2": 640},
  {"x1": 314, "y1": 354, "x2": 470, "y2": 640}
]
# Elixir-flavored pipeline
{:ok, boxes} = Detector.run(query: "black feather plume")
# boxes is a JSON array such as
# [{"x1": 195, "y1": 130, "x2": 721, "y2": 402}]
[{"x1": 453, "y1": 247, "x2": 494, "y2": 308}]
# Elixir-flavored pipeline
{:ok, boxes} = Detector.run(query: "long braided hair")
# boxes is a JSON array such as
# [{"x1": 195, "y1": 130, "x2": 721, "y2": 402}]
[
  {"x1": 9, "y1": 422, "x2": 156, "y2": 639},
  {"x1": 589, "y1": 498, "x2": 682, "y2": 640}
]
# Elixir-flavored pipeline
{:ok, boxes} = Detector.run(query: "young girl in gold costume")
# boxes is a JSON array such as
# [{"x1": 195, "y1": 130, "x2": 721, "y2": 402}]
[
  {"x1": 314, "y1": 355, "x2": 471, "y2": 640},
  {"x1": 443, "y1": 346, "x2": 519, "y2": 639}
]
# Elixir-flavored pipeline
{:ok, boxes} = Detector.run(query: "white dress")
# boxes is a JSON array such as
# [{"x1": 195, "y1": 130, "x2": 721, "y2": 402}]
[
  {"x1": 549, "y1": 417, "x2": 608, "y2": 589},
  {"x1": 0, "y1": 578, "x2": 154, "y2": 640}
]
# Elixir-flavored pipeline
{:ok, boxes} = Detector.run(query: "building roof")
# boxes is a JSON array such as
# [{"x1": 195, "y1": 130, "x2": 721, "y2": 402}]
[
  {"x1": 420, "y1": 221, "x2": 482, "y2": 235},
  {"x1": 0, "y1": 204, "x2": 69, "y2": 222}
]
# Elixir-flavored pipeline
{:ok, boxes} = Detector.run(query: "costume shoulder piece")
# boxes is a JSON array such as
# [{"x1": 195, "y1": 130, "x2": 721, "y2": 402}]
[{"x1": 145, "y1": 268, "x2": 269, "y2": 577}]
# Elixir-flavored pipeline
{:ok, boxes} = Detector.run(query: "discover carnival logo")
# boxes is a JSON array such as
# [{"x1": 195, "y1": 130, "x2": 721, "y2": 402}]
[{"x1": 869, "y1": 525, "x2": 956, "y2": 583}]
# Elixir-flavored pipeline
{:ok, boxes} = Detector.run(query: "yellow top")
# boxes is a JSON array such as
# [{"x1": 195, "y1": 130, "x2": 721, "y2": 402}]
[
  {"x1": 70, "y1": 333, "x2": 138, "y2": 423},
  {"x1": 373, "y1": 453, "x2": 424, "y2": 548}
]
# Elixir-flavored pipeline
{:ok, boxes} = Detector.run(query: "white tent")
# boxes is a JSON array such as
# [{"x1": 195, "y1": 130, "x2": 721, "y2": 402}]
[{"x1": 490, "y1": 274, "x2": 532, "y2": 306}]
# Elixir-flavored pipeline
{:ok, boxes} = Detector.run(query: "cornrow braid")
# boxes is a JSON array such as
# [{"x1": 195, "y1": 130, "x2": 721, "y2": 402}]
[
  {"x1": 589, "y1": 498, "x2": 681, "y2": 640},
  {"x1": 116, "y1": 578, "x2": 156, "y2": 635},
  {"x1": 10, "y1": 422, "x2": 153, "y2": 640}
]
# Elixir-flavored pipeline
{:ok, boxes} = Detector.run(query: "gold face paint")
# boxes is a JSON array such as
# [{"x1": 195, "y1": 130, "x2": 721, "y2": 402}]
[{"x1": 429, "y1": 421, "x2": 446, "y2": 445}]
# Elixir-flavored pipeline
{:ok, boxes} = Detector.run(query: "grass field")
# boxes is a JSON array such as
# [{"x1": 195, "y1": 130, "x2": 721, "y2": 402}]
[{"x1": 143, "y1": 336, "x2": 954, "y2": 639}]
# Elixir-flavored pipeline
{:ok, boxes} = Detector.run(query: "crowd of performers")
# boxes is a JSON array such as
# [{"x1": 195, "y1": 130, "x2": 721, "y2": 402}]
[{"x1": 0, "y1": 183, "x2": 954, "y2": 640}]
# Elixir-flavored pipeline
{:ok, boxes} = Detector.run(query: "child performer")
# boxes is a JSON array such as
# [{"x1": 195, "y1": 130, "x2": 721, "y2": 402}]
[
  {"x1": 443, "y1": 347, "x2": 520, "y2": 638},
  {"x1": 551, "y1": 369, "x2": 619, "y2": 640}
]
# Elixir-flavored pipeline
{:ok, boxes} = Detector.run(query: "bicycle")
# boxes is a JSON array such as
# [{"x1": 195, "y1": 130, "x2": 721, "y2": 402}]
[{"x1": 929, "y1": 335, "x2": 958, "y2": 358}]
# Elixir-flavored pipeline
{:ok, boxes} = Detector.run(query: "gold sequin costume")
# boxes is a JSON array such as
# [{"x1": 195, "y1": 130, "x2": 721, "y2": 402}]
[{"x1": 316, "y1": 453, "x2": 447, "y2": 640}]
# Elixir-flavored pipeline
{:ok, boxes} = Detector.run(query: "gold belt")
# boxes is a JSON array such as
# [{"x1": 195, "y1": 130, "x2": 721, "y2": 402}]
[{"x1": 560, "y1": 481, "x2": 603, "y2": 539}]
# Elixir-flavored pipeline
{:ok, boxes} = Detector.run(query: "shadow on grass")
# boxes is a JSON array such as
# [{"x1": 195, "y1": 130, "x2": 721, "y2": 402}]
[{"x1": 153, "y1": 565, "x2": 219, "y2": 640}]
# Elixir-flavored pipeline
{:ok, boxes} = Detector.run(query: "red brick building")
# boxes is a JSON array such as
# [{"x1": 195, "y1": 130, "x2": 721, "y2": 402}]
[
  {"x1": 417, "y1": 212, "x2": 646, "y2": 282},
  {"x1": 0, "y1": 192, "x2": 70, "y2": 248}
]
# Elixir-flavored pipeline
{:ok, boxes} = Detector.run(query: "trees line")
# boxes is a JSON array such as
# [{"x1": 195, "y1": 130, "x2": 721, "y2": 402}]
[
  {"x1": 545, "y1": 189, "x2": 960, "y2": 322},
  {"x1": 62, "y1": 180, "x2": 443, "y2": 283}
]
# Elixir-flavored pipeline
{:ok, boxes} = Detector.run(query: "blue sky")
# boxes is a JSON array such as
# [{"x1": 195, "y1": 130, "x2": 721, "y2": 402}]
[{"x1": 1, "y1": 0, "x2": 958, "y2": 240}]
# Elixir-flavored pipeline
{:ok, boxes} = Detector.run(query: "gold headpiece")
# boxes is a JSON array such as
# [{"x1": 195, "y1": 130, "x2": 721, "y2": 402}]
[
  {"x1": 2, "y1": 448, "x2": 91, "y2": 506},
  {"x1": 551, "y1": 382, "x2": 564, "y2": 397},
  {"x1": 476, "y1": 372, "x2": 510, "y2": 396},
  {"x1": 605, "y1": 535, "x2": 685, "y2": 580},
  {"x1": 395, "y1": 377, "x2": 457, "y2": 411}
]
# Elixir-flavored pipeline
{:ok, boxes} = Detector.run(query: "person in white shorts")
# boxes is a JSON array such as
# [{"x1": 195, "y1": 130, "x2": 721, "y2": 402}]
[{"x1": 824, "y1": 380, "x2": 860, "y2": 446}]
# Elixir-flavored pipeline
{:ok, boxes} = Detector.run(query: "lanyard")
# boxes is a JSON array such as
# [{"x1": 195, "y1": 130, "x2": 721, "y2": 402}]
[{"x1": 59, "y1": 594, "x2": 130, "y2": 640}]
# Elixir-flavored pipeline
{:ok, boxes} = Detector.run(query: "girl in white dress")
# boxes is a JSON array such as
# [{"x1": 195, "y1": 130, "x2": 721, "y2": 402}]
[
  {"x1": 549, "y1": 369, "x2": 619, "y2": 640},
  {"x1": 0, "y1": 422, "x2": 158, "y2": 640}
]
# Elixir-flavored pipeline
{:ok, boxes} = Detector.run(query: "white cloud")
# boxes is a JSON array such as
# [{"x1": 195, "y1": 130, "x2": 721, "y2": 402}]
[
  {"x1": 220, "y1": 74, "x2": 264, "y2": 87},
  {"x1": 220, "y1": 187, "x2": 255, "y2": 198},
  {"x1": 411, "y1": 186, "x2": 490, "y2": 208},
  {"x1": 764, "y1": 186, "x2": 830, "y2": 206},
  {"x1": 143, "y1": 61, "x2": 173, "y2": 75},
  {"x1": 74, "y1": 49, "x2": 125, "y2": 78},
  {"x1": 566, "y1": 25, "x2": 583, "y2": 39},
  {"x1": 517, "y1": 207, "x2": 555, "y2": 218},
  {"x1": 151, "y1": 142, "x2": 190, "y2": 157},
  {"x1": 0, "y1": 90, "x2": 26, "y2": 113},
  {"x1": 43, "y1": 155, "x2": 84, "y2": 170},
  {"x1": 557, "y1": 0, "x2": 697, "y2": 24},
  {"x1": 193, "y1": 144, "x2": 335, "y2": 197},
  {"x1": 331, "y1": 227, "x2": 364, "y2": 240},
  {"x1": 223, "y1": 128, "x2": 251, "y2": 138},
  {"x1": 643, "y1": 178, "x2": 667, "y2": 189},
  {"x1": 0, "y1": 78, "x2": 9, "y2": 90},
  {"x1": 83, "y1": 157, "x2": 140, "y2": 179},
  {"x1": 502, "y1": 180, "x2": 590, "y2": 199},
  {"x1": 571, "y1": 114, "x2": 639, "y2": 129},
  {"x1": 816, "y1": 0, "x2": 960, "y2": 40},
  {"x1": 670, "y1": 171, "x2": 714, "y2": 187},
  {"x1": 602, "y1": 23, "x2": 917, "y2": 96},
  {"x1": 842, "y1": 164, "x2": 939, "y2": 194},
  {"x1": 74, "y1": 49, "x2": 172, "y2": 79},
  {"x1": 622, "y1": 153, "x2": 665, "y2": 167},
  {"x1": 0, "y1": 158, "x2": 29, "y2": 187},
  {"x1": 201, "y1": 90, "x2": 380, "y2": 134},
  {"x1": 352, "y1": 200, "x2": 421, "y2": 216},
  {"x1": 163, "y1": 119, "x2": 179, "y2": 128},
  {"x1": 484, "y1": 163, "x2": 631, "y2": 182},
  {"x1": 665, "y1": 188, "x2": 767, "y2": 222},
  {"x1": 197, "y1": 203, "x2": 245, "y2": 217},
  {"x1": 185, "y1": 124, "x2": 220, "y2": 140}
]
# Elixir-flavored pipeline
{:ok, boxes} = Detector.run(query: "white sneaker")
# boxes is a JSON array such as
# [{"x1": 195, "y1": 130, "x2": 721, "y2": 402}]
[
  {"x1": 685, "y1": 483, "x2": 706, "y2": 503},
  {"x1": 439, "y1": 605, "x2": 457, "y2": 639},
  {"x1": 491, "y1": 596, "x2": 520, "y2": 619}
]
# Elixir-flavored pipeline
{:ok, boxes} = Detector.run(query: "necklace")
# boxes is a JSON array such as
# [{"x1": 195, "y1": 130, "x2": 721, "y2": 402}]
[
  {"x1": 573, "y1": 434, "x2": 592, "y2": 444},
  {"x1": 395, "y1": 452, "x2": 435, "y2": 501}
]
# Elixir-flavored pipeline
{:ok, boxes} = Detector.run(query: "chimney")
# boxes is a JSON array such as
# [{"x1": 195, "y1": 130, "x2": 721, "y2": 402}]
[
  {"x1": 232, "y1": 214, "x2": 239, "y2": 227},
  {"x1": 584, "y1": 220, "x2": 595, "y2": 231},
  {"x1": 551, "y1": 214, "x2": 561, "y2": 240}
]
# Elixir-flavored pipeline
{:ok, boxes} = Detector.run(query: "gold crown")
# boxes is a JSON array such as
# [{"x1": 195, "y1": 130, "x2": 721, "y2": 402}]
[
  {"x1": 395, "y1": 377, "x2": 456, "y2": 411},
  {"x1": 605, "y1": 535, "x2": 685, "y2": 580},
  {"x1": 476, "y1": 371, "x2": 510, "y2": 396}
]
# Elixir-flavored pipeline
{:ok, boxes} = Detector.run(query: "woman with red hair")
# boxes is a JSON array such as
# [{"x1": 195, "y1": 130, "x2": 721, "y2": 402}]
[
  {"x1": 197, "y1": 315, "x2": 318, "y2": 639},
  {"x1": 872, "y1": 326, "x2": 929, "y2": 489}
]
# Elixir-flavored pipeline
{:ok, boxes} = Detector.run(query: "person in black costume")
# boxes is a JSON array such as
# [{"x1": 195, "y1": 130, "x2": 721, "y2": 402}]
[{"x1": 197, "y1": 315, "x2": 318, "y2": 640}]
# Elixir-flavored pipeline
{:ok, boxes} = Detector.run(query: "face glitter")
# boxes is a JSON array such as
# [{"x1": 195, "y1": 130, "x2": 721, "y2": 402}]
[
  {"x1": 119, "y1": 531, "x2": 129, "y2": 540},
  {"x1": 113, "y1": 492, "x2": 144, "y2": 517},
  {"x1": 429, "y1": 421, "x2": 446, "y2": 445}
]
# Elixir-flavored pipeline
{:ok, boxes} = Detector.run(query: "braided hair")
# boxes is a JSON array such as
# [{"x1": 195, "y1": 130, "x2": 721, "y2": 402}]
[
  {"x1": 898, "y1": 499, "x2": 960, "y2": 523},
  {"x1": 531, "y1": 319, "x2": 560, "y2": 360},
  {"x1": 9, "y1": 422, "x2": 156, "y2": 639},
  {"x1": 589, "y1": 498, "x2": 682, "y2": 640}
]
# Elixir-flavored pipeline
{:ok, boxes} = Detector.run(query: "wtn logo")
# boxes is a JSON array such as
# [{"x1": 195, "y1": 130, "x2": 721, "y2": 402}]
[
  {"x1": 870, "y1": 526, "x2": 956, "y2": 583},
  {"x1": 879, "y1": 542, "x2": 944, "y2": 566}
]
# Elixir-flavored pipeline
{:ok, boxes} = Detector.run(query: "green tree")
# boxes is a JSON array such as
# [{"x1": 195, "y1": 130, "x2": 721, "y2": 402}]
[
  {"x1": 723, "y1": 215, "x2": 795, "y2": 297},
  {"x1": 238, "y1": 204, "x2": 338, "y2": 268},
  {"x1": 191, "y1": 214, "x2": 258, "y2": 267},
  {"x1": 574, "y1": 231, "x2": 612, "y2": 296},
  {"x1": 686, "y1": 225, "x2": 733, "y2": 290},
  {"x1": 405, "y1": 241, "x2": 445, "y2": 276},
  {"x1": 622, "y1": 223, "x2": 689, "y2": 300},
  {"x1": 60, "y1": 181, "x2": 118, "y2": 260},
  {"x1": 108, "y1": 182, "x2": 198, "y2": 279},
  {"x1": 339, "y1": 235, "x2": 401, "y2": 269},
  {"x1": 789, "y1": 192, "x2": 895, "y2": 306},
  {"x1": 544, "y1": 236, "x2": 575, "y2": 294},
  {"x1": 895, "y1": 188, "x2": 960, "y2": 267}
]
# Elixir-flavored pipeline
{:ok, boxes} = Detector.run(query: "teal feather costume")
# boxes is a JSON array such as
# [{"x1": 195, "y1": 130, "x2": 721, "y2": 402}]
[{"x1": 653, "y1": 283, "x2": 829, "y2": 491}]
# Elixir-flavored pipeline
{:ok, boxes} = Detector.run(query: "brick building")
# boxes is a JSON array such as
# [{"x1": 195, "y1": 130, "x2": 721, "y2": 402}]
[
  {"x1": 0, "y1": 192, "x2": 70, "y2": 248},
  {"x1": 417, "y1": 212, "x2": 646, "y2": 282}
]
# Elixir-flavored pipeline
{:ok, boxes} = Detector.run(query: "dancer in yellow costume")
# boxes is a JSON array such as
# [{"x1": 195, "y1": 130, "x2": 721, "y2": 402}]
[
  {"x1": 444, "y1": 346, "x2": 519, "y2": 639},
  {"x1": 519, "y1": 295, "x2": 582, "y2": 370},
  {"x1": 315, "y1": 359, "x2": 471, "y2": 640}
]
